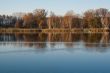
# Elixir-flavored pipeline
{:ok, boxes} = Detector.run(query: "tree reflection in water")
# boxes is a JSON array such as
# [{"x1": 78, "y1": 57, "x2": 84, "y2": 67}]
[{"x1": 0, "y1": 33, "x2": 110, "y2": 53}]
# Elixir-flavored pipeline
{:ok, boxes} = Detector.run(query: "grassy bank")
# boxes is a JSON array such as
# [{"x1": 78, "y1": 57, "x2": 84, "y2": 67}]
[{"x1": 0, "y1": 28, "x2": 109, "y2": 33}]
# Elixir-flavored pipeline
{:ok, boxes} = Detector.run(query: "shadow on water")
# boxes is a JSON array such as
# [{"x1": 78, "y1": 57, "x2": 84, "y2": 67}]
[{"x1": 0, "y1": 32, "x2": 110, "y2": 54}]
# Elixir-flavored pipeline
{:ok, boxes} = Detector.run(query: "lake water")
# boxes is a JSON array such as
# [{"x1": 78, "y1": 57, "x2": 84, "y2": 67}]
[{"x1": 0, "y1": 33, "x2": 110, "y2": 73}]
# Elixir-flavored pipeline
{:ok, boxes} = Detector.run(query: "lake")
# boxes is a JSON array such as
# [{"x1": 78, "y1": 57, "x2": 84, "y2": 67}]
[{"x1": 0, "y1": 33, "x2": 110, "y2": 73}]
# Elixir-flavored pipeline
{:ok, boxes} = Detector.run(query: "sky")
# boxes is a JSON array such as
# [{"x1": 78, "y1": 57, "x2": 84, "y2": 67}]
[{"x1": 0, "y1": 0, "x2": 110, "y2": 15}]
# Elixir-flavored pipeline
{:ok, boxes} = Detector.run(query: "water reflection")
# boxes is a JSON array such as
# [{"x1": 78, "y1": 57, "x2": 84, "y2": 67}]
[{"x1": 0, "y1": 33, "x2": 110, "y2": 53}]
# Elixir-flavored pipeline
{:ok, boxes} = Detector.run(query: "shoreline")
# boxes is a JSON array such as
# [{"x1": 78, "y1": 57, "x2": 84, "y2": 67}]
[{"x1": 0, "y1": 28, "x2": 109, "y2": 33}]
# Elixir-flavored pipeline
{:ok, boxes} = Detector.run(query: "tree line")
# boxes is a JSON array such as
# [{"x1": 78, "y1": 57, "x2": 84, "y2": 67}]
[{"x1": 0, "y1": 8, "x2": 110, "y2": 29}]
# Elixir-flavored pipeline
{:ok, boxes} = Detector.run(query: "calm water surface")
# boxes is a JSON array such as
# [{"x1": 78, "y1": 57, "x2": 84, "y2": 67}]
[{"x1": 0, "y1": 33, "x2": 110, "y2": 73}]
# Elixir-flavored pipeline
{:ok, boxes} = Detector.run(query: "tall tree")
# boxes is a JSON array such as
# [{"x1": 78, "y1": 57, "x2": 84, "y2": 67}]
[
  {"x1": 23, "y1": 13, "x2": 36, "y2": 28},
  {"x1": 63, "y1": 10, "x2": 74, "y2": 29},
  {"x1": 83, "y1": 9, "x2": 102, "y2": 28},
  {"x1": 33, "y1": 9, "x2": 47, "y2": 29},
  {"x1": 48, "y1": 12, "x2": 62, "y2": 29}
]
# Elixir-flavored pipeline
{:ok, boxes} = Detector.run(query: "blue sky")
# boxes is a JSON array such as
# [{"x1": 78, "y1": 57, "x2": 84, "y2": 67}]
[{"x1": 0, "y1": 0, "x2": 110, "y2": 15}]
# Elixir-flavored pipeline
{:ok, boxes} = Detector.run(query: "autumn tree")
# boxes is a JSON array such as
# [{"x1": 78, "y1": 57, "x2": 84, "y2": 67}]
[
  {"x1": 95, "y1": 8, "x2": 108, "y2": 17},
  {"x1": 23, "y1": 13, "x2": 36, "y2": 28},
  {"x1": 83, "y1": 9, "x2": 102, "y2": 28},
  {"x1": 71, "y1": 15, "x2": 82, "y2": 28},
  {"x1": 33, "y1": 9, "x2": 47, "y2": 29},
  {"x1": 63, "y1": 10, "x2": 74, "y2": 29},
  {"x1": 47, "y1": 12, "x2": 55, "y2": 29},
  {"x1": 48, "y1": 12, "x2": 63, "y2": 29},
  {"x1": 15, "y1": 19, "x2": 23, "y2": 28},
  {"x1": 95, "y1": 8, "x2": 109, "y2": 28}
]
